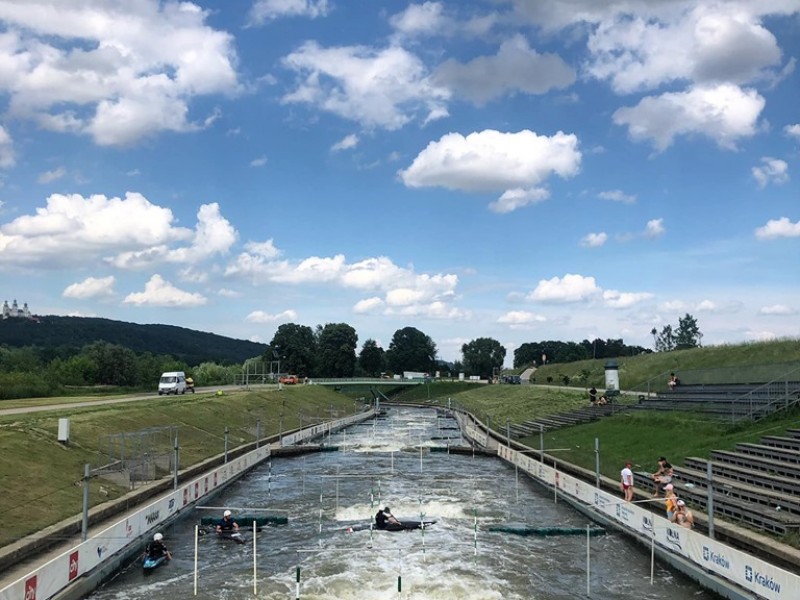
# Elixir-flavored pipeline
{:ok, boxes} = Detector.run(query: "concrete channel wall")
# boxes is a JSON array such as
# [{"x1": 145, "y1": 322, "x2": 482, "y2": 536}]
[
  {"x1": 456, "y1": 411, "x2": 797, "y2": 600},
  {"x1": 0, "y1": 410, "x2": 374, "y2": 600}
]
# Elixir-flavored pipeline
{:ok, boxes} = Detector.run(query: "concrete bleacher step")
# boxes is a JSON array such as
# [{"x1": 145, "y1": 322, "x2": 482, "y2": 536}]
[
  {"x1": 631, "y1": 471, "x2": 800, "y2": 535},
  {"x1": 785, "y1": 428, "x2": 800, "y2": 440},
  {"x1": 759, "y1": 435, "x2": 800, "y2": 452},
  {"x1": 684, "y1": 457, "x2": 800, "y2": 497},
  {"x1": 671, "y1": 465, "x2": 800, "y2": 516},
  {"x1": 709, "y1": 449, "x2": 800, "y2": 479},
  {"x1": 733, "y1": 442, "x2": 800, "y2": 464}
]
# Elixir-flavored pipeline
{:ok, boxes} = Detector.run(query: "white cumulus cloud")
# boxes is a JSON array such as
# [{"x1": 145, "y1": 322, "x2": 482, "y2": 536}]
[
  {"x1": 581, "y1": 232, "x2": 608, "y2": 248},
  {"x1": 752, "y1": 157, "x2": 789, "y2": 188},
  {"x1": 0, "y1": 192, "x2": 190, "y2": 268},
  {"x1": 432, "y1": 34, "x2": 575, "y2": 105},
  {"x1": 63, "y1": 276, "x2": 115, "y2": 299},
  {"x1": 282, "y1": 42, "x2": 449, "y2": 130},
  {"x1": 603, "y1": 290, "x2": 654, "y2": 309},
  {"x1": 489, "y1": 188, "x2": 550, "y2": 213},
  {"x1": 497, "y1": 311, "x2": 547, "y2": 325},
  {"x1": 0, "y1": 1, "x2": 239, "y2": 147},
  {"x1": 759, "y1": 304, "x2": 796, "y2": 315},
  {"x1": 123, "y1": 274, "x2": 207, "y2": 307},
  {"x1": 249, "y1": 0, "x2": 330, "y2": 24},
  {"x1": 755, "y1": 217, "x2": 800, "y2": 239},
  {"x1": 528, "y1": 274, "x2": 601, "y2": 303},
  {"x1": 785, "y1": 124, "x2": 800, "y2": 139},
  {"x1": 246, "y1": 309, "x2": 298, "y2": 323},
  {"x1": 613, "y1": 84, "x2": 765, "y2": 151},
  {"x1": 38, "y1": 167, "x2": 67, "y2": 184},
  {"x1": 390, "y1": 2, "x2": 450, "y2": 37},
  {"x1": 399, "y1": 129, "x2": 581, "y2": 209},
  {"x1": 598, "y1": 190, "x2": 636, "y2": 204},
  {"x1": 353, "y1": 297, "x2": 384, "y2": 314},
  {"x1": 331, "y1": 134, "x2": 359, "y2": 152}
]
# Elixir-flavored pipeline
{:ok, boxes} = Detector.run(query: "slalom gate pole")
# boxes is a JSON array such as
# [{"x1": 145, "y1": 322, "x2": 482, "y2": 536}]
[
  {"x1": 553, "y1": 458, "x2": 558, "y2": 504},
  {"x1": 296, "y1": 555, "x2": 301, "y2": 600},
  {"x1": 391, "y1": 451, "x2": 394, "y2": 474},
  {"x1": 335, "y1": 465, "x2": 340, "y2": 512},
  {"x1": 473, "y1": 508, "x2": 478, "y2": 559},
  {"x1": 650, "y1": 528, "x2": 655, "y2": 585},
  {"x1": 419, "y1": 444, "x2": 423, "y2": 473},
  {"x1": 302, "y1": 456, "x2": 306, "y2": 494},
  {"x1": 253, "y1": 520, "x2": 258, "y2": 596},
  {"x1": 319, "y1": 488, "x2": 323, "y2": 535},
  {"x1": 585, "y1": 525, "x2": 591, "y2": 597},
  {"x1": 193, "y1": 525, "x2": 199, "y2": 596},
  {"x1": 268, "y1": 460, "x2": 272, "y2": 498},
  {"x1": 515, "y1": 463, "x2": 519, "y2": 502},
  {"x1": 397, "y1": 549, "x2": 402, "y2": 594}
]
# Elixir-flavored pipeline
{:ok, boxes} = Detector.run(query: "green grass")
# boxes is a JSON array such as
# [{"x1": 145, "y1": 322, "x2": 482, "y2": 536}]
[
  {"x1": 530, "y1": 338, "x2": 800, "y2": 390},
  {"x1": 0, "y1": 386, "x2": 362, "y2": 545}
]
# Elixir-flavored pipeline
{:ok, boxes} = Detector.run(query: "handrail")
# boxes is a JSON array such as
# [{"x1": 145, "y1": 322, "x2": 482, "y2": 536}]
[{"x1": 734, "y1": 366, "x2": 800, "y2": 422}]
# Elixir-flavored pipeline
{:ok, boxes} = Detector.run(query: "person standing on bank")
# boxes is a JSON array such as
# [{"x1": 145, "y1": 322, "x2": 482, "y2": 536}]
[
  {"x1": 588, "y1": 386, "x2": 597, "y2": 405},
  {"x1": 620, "y1": 461, "x2": 634, "y2": 502}
]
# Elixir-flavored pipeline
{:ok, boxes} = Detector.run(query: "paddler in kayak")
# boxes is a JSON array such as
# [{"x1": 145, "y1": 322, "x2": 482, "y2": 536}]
[
  {"x1": 144, "y1": 532, "x2": 172, "y2": 561},
  {"x1": 375, "y1": 506, "x2": 401, "y2": 530},
  {"x1": 216, "y1": 509, "x2": 240, "y2": 534}
]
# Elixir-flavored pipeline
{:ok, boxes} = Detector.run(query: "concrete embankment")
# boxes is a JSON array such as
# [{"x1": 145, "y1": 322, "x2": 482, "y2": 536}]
[{"x1": 0, "y1": 411, "x2": 373, "y2": 600}]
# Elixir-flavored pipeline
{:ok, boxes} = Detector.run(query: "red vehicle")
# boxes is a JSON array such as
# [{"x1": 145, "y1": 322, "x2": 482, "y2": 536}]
[{"x1": 279, "y1": 375, "x2": 298, "y2": 385}]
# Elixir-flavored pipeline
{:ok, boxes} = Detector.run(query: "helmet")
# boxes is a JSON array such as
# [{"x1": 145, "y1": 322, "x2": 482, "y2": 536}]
[
  {"x1": 153, "y1": 533, "x2": 163, "y2": 541},
  {"x1": 384, "y1": 507, "x2": 390, "y2": 513},
  {"x1": 224, "y1": 510, "x2": 232, "y2": 517}
]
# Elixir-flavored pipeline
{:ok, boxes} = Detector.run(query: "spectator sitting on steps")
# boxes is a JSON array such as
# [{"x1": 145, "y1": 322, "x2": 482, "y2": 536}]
[
  {"x1": 671, "y1": 499, "x2": 694, "y2": 529},
  {"x1": 668, "y1": 373, "x2": 680, "y2": 390},
  {"x1": 597, "y1": 394, "x2": 608, "y2": 406},
  {"x1": 652, "y1": 456, "x2": 673, "y2": 496}
]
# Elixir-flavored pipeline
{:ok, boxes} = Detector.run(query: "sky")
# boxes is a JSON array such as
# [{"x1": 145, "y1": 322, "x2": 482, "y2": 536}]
[{"x1": 0, "y1": 0, "x2": 798, "y2": 365}]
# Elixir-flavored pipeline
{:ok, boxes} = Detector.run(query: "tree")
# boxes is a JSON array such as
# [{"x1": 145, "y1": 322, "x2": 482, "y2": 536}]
[
  {"x1": 675, "y1": 313, "x2": 701, "y2": 350},
  {"x1": 385, "y1": 327, "x2": 437, "y2": 374},
  {"x1": 650, "y1": 327, "x2": 658, "y2": 349},
  {"x1": 269, "y1": 323, "x2": 316, "y2": 376},
  {"x1": 461, "y1": 338, "x2": 506, "y2": 380},
  {"x1": 316, "y1": 323, "x2": 358, "y2": 377},
  {"x1": 655, "y1": 325, "x2": 675, "y2": 352},
  {"x1": 359, "y1": 339, "x2": 385, "y2": 376}
]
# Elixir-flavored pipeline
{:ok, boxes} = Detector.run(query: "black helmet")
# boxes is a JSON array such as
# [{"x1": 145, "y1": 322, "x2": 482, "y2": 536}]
[{"x1": 384, "y1": 506, "x2": 390, "y2": 513}]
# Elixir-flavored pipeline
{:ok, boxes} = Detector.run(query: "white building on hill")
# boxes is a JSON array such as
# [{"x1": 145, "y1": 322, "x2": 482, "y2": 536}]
[{"x1": 2, "y1": 299, "x2": 32, "y2": 319}]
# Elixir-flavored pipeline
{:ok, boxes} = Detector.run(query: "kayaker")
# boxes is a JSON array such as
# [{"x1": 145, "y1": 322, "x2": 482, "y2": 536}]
[
  {"x1": 216, "y1": 509, "x2": 240, "y2": 534},
  {"x1": 145, "y1": 532, "x2": 172, "y2": 561},
  {"x1": 375, "y1": 506, "x2": 401, "y2": 529}
]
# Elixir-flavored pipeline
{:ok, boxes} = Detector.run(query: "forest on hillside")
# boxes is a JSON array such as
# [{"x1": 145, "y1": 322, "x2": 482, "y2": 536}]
[{"x1": 0, "y1": 316, "x2": 266, "y2": 365}]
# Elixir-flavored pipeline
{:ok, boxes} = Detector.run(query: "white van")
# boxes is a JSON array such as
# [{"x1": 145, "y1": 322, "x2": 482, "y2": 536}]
[{"x1": 158, "y1": 371, "x2": 187, "y2": 395}]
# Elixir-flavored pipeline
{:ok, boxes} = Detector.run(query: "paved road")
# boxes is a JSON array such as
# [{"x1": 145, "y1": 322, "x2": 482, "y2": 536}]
[{"x1": 0, "y1": 385, "x2": 264, "y2": 417}]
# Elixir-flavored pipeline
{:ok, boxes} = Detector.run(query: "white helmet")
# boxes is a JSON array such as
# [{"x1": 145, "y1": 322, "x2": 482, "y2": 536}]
[
  {"x1": 223, "y1": 510, "x2": 232, "y2": 517},
  {"x1": 153, "y1": 533, "x2": 163, "y2": 541}
]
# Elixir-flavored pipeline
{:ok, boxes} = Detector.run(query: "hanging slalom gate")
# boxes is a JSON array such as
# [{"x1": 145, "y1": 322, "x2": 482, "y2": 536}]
[{"x1": 187, "y1": 435, "x2": 611, "y2": 600}]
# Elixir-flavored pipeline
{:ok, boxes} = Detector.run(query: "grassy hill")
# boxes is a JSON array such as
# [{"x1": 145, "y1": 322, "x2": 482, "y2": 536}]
[
  {"x1": 528, "y1": 338, "x2": 800, "y2": 391},
  {"x1": 0, "y1": 315, "x2": 267, "y2": 365}
]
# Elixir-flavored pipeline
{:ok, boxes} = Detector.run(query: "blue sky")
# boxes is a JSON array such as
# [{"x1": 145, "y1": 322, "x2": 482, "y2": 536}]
[{"x1": 0, "y1": 0, "x2": 798, "y2": 364}]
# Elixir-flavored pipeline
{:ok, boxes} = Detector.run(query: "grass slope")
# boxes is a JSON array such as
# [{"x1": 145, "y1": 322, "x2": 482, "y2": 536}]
[{"x1": 0, "y1": 386, "x2": 360, "y2": 546}]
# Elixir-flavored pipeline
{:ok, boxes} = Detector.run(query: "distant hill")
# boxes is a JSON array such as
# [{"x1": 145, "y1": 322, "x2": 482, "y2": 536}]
[{"x1": 0, "y1": 315, "x2": 267, "y2": 365}]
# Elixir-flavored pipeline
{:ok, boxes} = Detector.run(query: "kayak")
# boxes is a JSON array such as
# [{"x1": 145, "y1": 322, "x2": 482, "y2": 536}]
[
  {"x1": 142, "y1": 553, "x2": 168, "y2": 573},
  {"x1": 217, "y1": 530, "x2": 246, "y2": 545},
  {"x1": 346, "y1": 520, "x2": 436, "y2": 532}
]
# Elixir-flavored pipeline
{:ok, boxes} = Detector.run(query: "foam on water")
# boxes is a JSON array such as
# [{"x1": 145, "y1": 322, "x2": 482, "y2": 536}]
[{"x1": 87, "y1": 407, "x2": 718, "y2": 600}]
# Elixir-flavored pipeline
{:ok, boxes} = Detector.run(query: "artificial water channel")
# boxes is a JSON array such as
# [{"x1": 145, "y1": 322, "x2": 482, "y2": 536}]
[{"x1": 88, "y1": 407, "x2": 717, "y2": 600}]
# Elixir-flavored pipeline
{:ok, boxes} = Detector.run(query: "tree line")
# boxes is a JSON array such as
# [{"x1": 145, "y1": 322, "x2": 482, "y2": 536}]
[{"x1": 0, "y1": 314, "x2": 703, "y2": 399}]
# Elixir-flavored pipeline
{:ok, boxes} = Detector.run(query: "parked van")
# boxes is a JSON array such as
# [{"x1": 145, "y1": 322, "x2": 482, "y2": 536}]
[{"x1": 158, "y1": 371, "x2": 187, "y2": 395}]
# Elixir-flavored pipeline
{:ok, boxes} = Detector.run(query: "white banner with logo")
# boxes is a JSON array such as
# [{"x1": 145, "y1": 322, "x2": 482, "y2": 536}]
[
  {"x1": 0, "y1": 443, "x2": 272, "y2": 600},
  {"x1": 497, "y1": 444, "x2": 797, "y2": 600}
]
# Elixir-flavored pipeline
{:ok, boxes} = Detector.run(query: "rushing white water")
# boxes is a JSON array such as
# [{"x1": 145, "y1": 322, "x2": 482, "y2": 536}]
[{"x1": 89, "y1": 407, "x2": 717, "y2": 599}]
